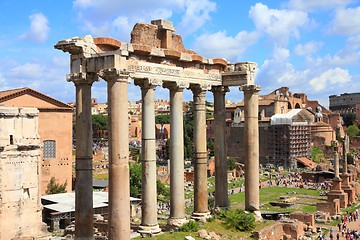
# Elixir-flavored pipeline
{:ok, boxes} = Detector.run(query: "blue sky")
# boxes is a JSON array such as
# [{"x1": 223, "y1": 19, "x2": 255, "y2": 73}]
[{"x1": 0, "y1": 0, "x2": 359, "y2": 107}]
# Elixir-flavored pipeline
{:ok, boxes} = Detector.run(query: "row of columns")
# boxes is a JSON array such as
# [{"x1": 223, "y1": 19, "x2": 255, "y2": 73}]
[{"x1": 69, "y1": 70, "x2": 261, "y2": 240}]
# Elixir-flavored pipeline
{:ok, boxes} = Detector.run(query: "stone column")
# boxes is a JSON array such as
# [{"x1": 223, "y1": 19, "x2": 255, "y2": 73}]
[
  {"x1": 134, "y1": 79, "x2": 161, "y2": 234},
  {"x1": 191, "y1": 84, "x2": 210, "y2": 219},
  {"x1": 100, "y1": 69, "x2": 130, "y2": 240},
  {"x1": 241, "y1": 85, "x2": 261, "y2": 212},
  {"x1": 163, "y1": 82, "x2": 187, "y2": 226},
  {"x1": 335, "y1": 152, "x2": 340, "y2": 179},
  {"x1": 212, "y1": 86, "x2": 229, "y2": 209},
  {"x1": 68, "y1": 72, "x2": 98, "y2": 240}
]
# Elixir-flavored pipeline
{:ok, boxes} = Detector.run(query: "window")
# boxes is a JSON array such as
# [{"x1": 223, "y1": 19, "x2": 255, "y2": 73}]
[{"x1": 43, "y1": 140, "x2": 56, "y2": 158}]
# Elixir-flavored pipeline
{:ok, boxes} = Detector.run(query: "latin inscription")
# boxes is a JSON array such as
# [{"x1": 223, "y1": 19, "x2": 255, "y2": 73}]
[{"x1": 128, "y1": 64, "x2": 221, "y2": 81}]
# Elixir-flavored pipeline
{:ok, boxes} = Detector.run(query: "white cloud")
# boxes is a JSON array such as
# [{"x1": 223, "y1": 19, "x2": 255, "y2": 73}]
[
  {"x1": 248, "y1": 3, "x2": 308, "y2": 46},
  {"x1": 192, "y1": 30, "x2": 260, "y2": 61},
  {"x1": 20, "y1": 13, "x2": 49, "y2": 43},
  {"x1": 330, "y1": 7, "x2": 360, "y2": 36},
  {"x1": 309, "y1": 67, "x2": 351, "y2": 91},
  {"x1": 72, "y1": 0, "x2": 216, "y2": 40},
  {"x1": 294, "y1": 41, "x2": 323, "y2": 56},
  {"x1": 287, "y1": 0, "x2": 354, "y2": 11},
  {"x1": 177, "y1": 0, "x2": 216, "y2": 36}
]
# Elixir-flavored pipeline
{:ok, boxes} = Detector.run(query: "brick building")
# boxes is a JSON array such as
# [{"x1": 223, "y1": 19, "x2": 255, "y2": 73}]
[{"x1": 0, "y1": 88, "x2": 73, "y2": 194}]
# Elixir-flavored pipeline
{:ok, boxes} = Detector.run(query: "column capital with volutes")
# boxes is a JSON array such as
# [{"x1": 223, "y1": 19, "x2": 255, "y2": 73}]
[
  {"x1": 211, "y1": 85, "x2": 229, "y2": 94},
  {"x1": 134, "y1": 78, "x2": 161, "y2": 90},
  {"x1": 240, "y1": 84, "x2": 261, "y2": 93},
  {"x1": 163, "y1": 81, "x2": 189, "y2": 91},
  {"x1": 67, "y1": 72, "x2": 99, "y2": 85},
  {"x1": 190, "y1": 84, "x2": 210, "y2": 96},
  {"x1": 99, "y1": 68, "x2": 130, "y2": 83}
]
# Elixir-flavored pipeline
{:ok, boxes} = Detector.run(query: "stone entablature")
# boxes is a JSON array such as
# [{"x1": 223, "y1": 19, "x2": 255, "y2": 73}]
[
  {"x1": 0, "y1": 107, "x2": 44, "y2": 240},
  {"x1": 55, "y1": 19, "x2": 256, "y2": 89}
]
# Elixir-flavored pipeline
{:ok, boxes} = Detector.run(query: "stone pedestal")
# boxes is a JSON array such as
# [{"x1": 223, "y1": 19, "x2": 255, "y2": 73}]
[
  {"x1": 342, "y1": 173, "x2": 356, "y2": 205},
  {"x1": 328, "y1": 178, "x2": 348, "y2": 208}
]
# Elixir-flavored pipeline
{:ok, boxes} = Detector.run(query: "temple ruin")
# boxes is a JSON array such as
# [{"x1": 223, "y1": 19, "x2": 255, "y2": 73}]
[{"x1": 55, "y1": 19, "x2": 261, "y2": 239}]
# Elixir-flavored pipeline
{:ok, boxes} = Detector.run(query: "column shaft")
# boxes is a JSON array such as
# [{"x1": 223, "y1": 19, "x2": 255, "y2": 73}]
[
  {"x1": 72, "y1": 73, "x2": 97, "y2": 239},
  {"x1": 212, "y1": 86, "x2": 229, "y2": 208},
  {"x1": 335, "y1": 152, "x2": 340, "y2": 179},
  {"x1": 167, "y1": 83, "x2": 186, "y2": 223},
  {"x1": 104, "y1": 70, "x2": 130, "y2": 240},
  {"x1": 136, "y1": 81, "x2": 160, "y2": 233},
  {"x1": 192, "y1": 85, "x2": 209, "y2": 215},
  {"x1": 243, "y1": 85, "x2": 261, "y2": 212}
]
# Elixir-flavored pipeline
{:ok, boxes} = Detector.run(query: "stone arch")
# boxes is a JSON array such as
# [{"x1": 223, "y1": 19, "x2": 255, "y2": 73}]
[{"x1": 295, "y1": 103, "x2": 301, "y2": 109}]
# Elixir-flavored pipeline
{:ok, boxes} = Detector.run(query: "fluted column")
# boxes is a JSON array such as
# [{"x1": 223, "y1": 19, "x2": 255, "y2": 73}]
[
  {"x1": 242, "y1": 85, "x2": 261, "y2": 212},
  {"x1": 100, "y1": 69, "x2": 130, "y2": 240},
  {"x1": 163, "y1": 82, "x2": 187, "y2": 226},
  {"x1": 68, "y1": 72, "x2": 98, "y2": 240},
  {"x1": 191, "y1": 84, "x2": 210, "y2": 219},
  {"x1": 212, "y1": 86, "x2": 229, "y2": 209},
  {"x1": 134, "y1": 79, "x2": 161, "y2": 234}
]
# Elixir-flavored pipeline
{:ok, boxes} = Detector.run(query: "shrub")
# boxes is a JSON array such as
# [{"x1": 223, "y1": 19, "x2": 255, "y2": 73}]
[
  {"x1": 222, "y1": 209, "x2": 255, "y2": 231},
  {"x1": 178, "y1": 220, "x2": 199, "y2": 232}
]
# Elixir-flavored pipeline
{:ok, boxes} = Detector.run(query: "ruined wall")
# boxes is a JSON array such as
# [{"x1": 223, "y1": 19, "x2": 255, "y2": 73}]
[
  {"x1": 0, "y1": 107, "x2": 44, "y2": 240},
  {"x1": 253, "y1": 220, "x2": 305, "y2": 240},
  {"x1": 227, "y1": 124, "x2": 269, "y2": 164}
]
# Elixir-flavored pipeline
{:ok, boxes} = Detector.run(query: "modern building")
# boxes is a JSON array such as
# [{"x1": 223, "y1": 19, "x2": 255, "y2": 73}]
[{"x1": 0, "y1": 87, "x2": 73, "y2": 194}]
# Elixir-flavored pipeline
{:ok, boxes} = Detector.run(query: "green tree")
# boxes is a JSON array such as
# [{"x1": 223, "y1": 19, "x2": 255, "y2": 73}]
[
  {"x1": 130, "y1": 163, "x2": 142, "y2": 197},
  {"x1": 221, "y1": 209, "x2": 255, "y2": 231},
  {"x1": 155, "y1": 115, "x2": 170, "y2": 124},
  {"x1": 92, "y1": 114, "x2": 108, "y2": 130},
  {"x1": 156, "y1": 180, "x2": 169, "y2": 198},
  {"x1": 311, "y1": 147, "x2": 323, "y2": 163},
  {"x1": 228, "y1": 157, "x2": 237, "y2": 170},
  {"x1": 45, "y1": 177, "x2": 67, "y2": 194},
  {"x1": 343, "y1": 112, "x2": 357, "y2": 127},
  {"x1": 347, "y1": 153, "x2": 355, "y2": 165},
  {"x1": 207, "y1": 140, "x2": 214, "y2": 157},
  {"x1": 346, "y1": 124, "x2": 360, "y2": 137}
]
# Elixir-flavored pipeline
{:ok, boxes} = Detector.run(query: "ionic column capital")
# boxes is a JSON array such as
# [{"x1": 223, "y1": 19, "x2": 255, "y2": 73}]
[
  {"x1": 67, "y1": 72, "x2": 99, "y2": 85},
  {"x1": 163, "y1": 81, "x2": 189, "y2": 91},
  {"x1": 211, "y1": 85, "x2": 229, "y2": 94},
  {"x1": 134, "y1": 78, "x2": 161, "y2": 89},
  {"x1": 99, "y1": 68, "x2": 130, "y2": 83},
  {"x1": 240, "y1": 85, "x2": 261, "y2": 93},
  {"x1": 190, "y1": 84, "x2": 210, "y2": 96}
]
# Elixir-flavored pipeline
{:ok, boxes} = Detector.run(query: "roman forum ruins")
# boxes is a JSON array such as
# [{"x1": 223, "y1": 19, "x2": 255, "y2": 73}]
[{"x1": 55, "y1": 19, "x2": 260, "y2": 240}]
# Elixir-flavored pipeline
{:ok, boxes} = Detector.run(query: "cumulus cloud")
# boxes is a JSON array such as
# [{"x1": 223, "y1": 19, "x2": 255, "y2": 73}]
[
  {"x1": 249, "y1": 3, "x2": 308, "y2": 46},
  {"x1": 286, "y1": 0, "x2": 354, "y2": 11},
  {"x1": 309, "y1": 67, "x2": 351, "y2": 91},
  {"x1": 72, "y1": 0, "x2": 216, "y2": 40},
  {"x1": 20, "y1": 13, "x2": 49, "y2": 43},
  {"x1": 330, "y1": 7, "x2": 360, "y2": 36},
  {"x1": 294, "y1": 41, "x2": 323, "y2": 56},
  {"x1": 177, "y1": 0, "x2": 216, "y2": 36},
  {"x1": 192, "y1": 30, "x2": 260, "y2": 61},
  {"x1": 256, "y1": 46, "x2": 306, "y2": 90}
]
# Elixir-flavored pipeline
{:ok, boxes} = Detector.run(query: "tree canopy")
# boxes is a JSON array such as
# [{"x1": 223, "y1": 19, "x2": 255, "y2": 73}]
[
  {"x1": 45, "y1": 177, "x2": 67, "y2": 194},
  {"x1": 92, "y1": 114, "x2": 108, "y2": 130},
  {"x1": 346, "y1": 124, "x2": 360, "y2": 137}
]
